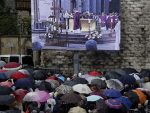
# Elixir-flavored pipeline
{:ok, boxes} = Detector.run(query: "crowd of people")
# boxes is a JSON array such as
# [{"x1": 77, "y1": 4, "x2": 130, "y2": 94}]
[{"x1": 0, "y1": 61, "x2": 150, "y2": 113}]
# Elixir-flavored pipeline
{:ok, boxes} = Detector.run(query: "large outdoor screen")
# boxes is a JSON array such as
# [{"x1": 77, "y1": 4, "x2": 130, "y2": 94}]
[{"x1": 31, "y1": 0, "x2": 121, "y2": 51}]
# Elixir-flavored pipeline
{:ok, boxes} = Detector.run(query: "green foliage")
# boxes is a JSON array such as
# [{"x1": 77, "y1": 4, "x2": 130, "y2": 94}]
[
  {"x1": 0, "y1": 0, "x2": 18, "y2": 35},
  {"x1": 21, "y1": 17, "x2": 31, "y2": 35},
  {"x1": 0, "y1": 13, "x2": 18, "y2": 35}
]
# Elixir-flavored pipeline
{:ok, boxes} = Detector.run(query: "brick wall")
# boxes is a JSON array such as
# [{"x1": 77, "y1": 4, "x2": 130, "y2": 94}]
[{"x1": 41, "y1": 0, "x2": 150, "y2": 75}]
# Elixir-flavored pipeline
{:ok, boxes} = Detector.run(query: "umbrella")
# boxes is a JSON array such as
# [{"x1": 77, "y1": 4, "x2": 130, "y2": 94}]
[
  {"x1": 3, "y1": 110, "x2": 21, "y2": 113},
  {"x1": 0, "y1": 80, "x2": 13, "y2": 87},
  {"x1": 56, "y1": 84, "x2": 73, "y2": 94},
  {"x1": 47, "y1": 76, "x2": 58, "y2": 80},
  {"x1": 68, "y1": 106, "x2": 87, "y2": 113},
  {"x1": 96, "y1": 99, "x2": 108, "y2": 113},
  {"x1": 139, "y1": 69, "x2": 150, "y2": 78},
  {"x1": 122, "y1": 68, "x2": 138, "y2": 75},
  {"x1": 13, "y1": 89, "x2": 28, "y2": 102},
  {"x1": 106, "y1": 79, "x2": 124, "y2": 91},
  {"x1": 18, "y1": 69, "x2": 30, "y2": 75},
  {"x1": 38, "y1": 81, "x2": 53, "y2": 92},
  {"x1": 85, "y1": 39, "x2": 97, "y2": 51},
  {"x1": 118, "y1": 74, "x2": 136, "y2": 85},
  {"x1": 81, "y1": 74, "x2": 102, "y2": 84},
  {"x1": 61, "y1": 92, "x2": 82, "y2": 104},
  {"x1": 72, "y1": 84, "x2": 92, "y2": 94},
  {"x1": 57, "y1": 75, "x2": 65, "y2": 82},
  {"x1": 0, "y1": 95, "x2": 15, "y2": 105},
  {"x1": 129, "y1": 73, "x2": 141, "y2": 81},
  {"x1": 14, "y1": 78, "x2": 34, "y2": 89},
  {"x1": 35, "y1": 90, "x2": 50, "y2": 102},
  {"x1": 32, "y1": 70, "x2": 47, "y2": 80},
  {"x1": 0, "y1": 60, "x2": 6, "y2": 68},
  {"x1": 0, "y1": 86, "x2": 13, "y2": 95},
  {"x1": 45, "y1": 79, "x2": 60, "y2": 89},
  {"x1": 32, "y1": 41, "x2": 43, "y2": 51},
  {"x1": 10, "y1": 71, "x2": 28, "y2": 80},
  {"x1": 103, "y1": 89, "x2": 122, "y2": 98},
  {"x1": 141, "y1": 82, "x2": 150, "y2": 90},
  {"x1": 125, "y1": 91, "x2": 139, "y2": 108},
  {"x1": 0, "y1": 70, "x2": 10, "y2": 81},
  {"x1": 105, "y1": 99, "x2": 122, "y2": 109},
  {"x1": 116, "y1": 96, "x2": 132, "y2": 110},
  {"x1": 91, "y1": 79, "x2": 107, "y2": 89},
  {"x1": 132, "y1": 89, "x2": 147, "y2": 105},
  {"x1": 3, "y1": 62, "x2": 22, "y2": 71},
  {"x1": 86, "y1": 95, "x2": 103, "y2": 102},
  {"x1": 88, "y1": 71, "x2": 102, "y2": 76},
  {"x1": 23, "y1": 92, "x2": 37, "y2": 102},
  {"x1": 105, "y1": 71, "x2": 122, "y2": 80},
  {"x1": 114, "y1": 69, "x2": 127, "y2": 76},
  {"x1": 63, "y1": 80, "x2": 78, "y2": 86},
  {"x1": 72, "y1": 77, "x2": 88, "y2": 84}
]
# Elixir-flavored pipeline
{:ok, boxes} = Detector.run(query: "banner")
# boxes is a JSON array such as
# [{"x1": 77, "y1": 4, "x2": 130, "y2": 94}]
[{"x1": 31, "y1": 0, "x2": 121, "y2": 51}]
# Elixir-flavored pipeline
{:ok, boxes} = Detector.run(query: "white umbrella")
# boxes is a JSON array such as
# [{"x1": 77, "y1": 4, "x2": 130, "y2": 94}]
[
  {"x1": 80, "y1": 74, "x2": 101, "y2": 84},
  {"x1": 72, "y1": 84, "x2": 92, "y2": 94},
  {"x1": 18, "y1": 69, "x2": 30, "y2": 75},
  {"x1": 141, "y1": 82, "x2": 150, "y2": 90},
  {"x1": 23, "y1": 92, "x2": 38, "y2": 102},
  {"x1": 106, "y1": 79, "x2": 124, "y2": 91}
]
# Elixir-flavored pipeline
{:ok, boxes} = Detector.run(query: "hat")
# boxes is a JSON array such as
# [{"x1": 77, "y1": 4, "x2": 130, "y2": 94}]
[{"x1": 68, "y1": 106, "x2": 87, "y2": 113}]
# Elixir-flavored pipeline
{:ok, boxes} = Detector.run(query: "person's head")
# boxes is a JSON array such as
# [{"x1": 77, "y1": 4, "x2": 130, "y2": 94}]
[
  {"x1": 90, "y1": 85, "x2": 99, "y2": 92},
  {"x1": 144, "y1": 77, "x2": 149, "y2": 82}
]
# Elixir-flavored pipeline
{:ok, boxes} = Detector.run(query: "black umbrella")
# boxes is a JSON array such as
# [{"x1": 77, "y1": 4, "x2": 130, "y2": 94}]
[
  {"x1": 118, "y1": 75, "x2": 136, "y2": 85},
  {"x1": 139, "y1": 69, "x2": 150, "y2": 78},
  {"x1": 0, "y1": 95, "x2": 15, "y2": 105},
  {"x1": 114, "y1": 69, "x2": 127, "y2": 76},
  {"x1": 91, "y1": 79, "x2": 107, "y2": 89},
  {"x1": 14, "y1": 78, "x2": 34, "y2": 89},
  {"x1": 72, "y1": 77, "x2": 88, "y2": 84},
  {"x1": 32, "y1": 70, "x2": 47, "y2": 80},
  {"x1": 122, "y1": 68, "x2": 138, "y2": 75},
  {"x1": 0, "y1": 86, "x2": 13, "y2": 95},
  {"x1": 38, "y1": 81, "x2": 53, "y2": 92},
  {"x1": 61, "y1": 92, "x2": 82, "y2": 104},
  {"x1": 105, "y1": 71, "x2": 122, "y2": 80},
  {"x1": 5, "y1": 110, "x2": 21, "y2": 113},
  {"x1": 63, "y1": 80, "x2": 78, "y2": 86}
]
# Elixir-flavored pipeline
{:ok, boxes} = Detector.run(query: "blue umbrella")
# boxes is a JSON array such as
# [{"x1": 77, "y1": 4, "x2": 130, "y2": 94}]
[
  {"x1": 105, "y1": 99, "x2": 122, "y2": 109},
  {"x1": 0, "y1": 72, "x2": 9, "y2": 80},
  {"x1": 14, "y1": 78, "x2": 34, "y2": 89},
  {"x1": 87, "y1": 95, "x2": 103, "y2": 102},
  {"x1": 57, "y1": 76, "x2": 65, "y2": 82},
  {"x1": 85, "y1": 39, "x2": 97, "y2": 51},
  {"x1": 103, "y1": 89, "x2": 122, "y2": 98},
  {"x1": 32, "y1": 42, "x2": 43, "y2": 51},
  {"x1": 116, "y1": 96, "x2": 132, "y2": 110}
]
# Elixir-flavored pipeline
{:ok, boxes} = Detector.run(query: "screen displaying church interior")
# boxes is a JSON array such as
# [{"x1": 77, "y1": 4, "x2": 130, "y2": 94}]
[{"x1": 31, "y1": 0, "x2": 121, "y2": 51}]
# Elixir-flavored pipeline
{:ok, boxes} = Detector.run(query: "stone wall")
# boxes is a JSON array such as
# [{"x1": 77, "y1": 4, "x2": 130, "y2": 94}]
[{"x1": 41, "y1": 0, "x2": 150, "y2": 75}]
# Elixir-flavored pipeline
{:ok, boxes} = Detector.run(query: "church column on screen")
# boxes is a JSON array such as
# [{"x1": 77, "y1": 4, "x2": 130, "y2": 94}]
[
  {"x1": 33, "y1": 0, "x2": 40, "y2": 29},
  {"x1": 96, "y1": 0, "x2": 102, "y2": 15},
  {"x1": 104, "y1": 0, "x2": 110, "y2": 14},
  {"x1": 60, "y1": 0, "x2": 71, "y2": 12},
  {"x1": 81, "y1": 0, "x2": 90, "y2": 12},
  {"x1": 90, "y1": 0, "x2": 96, "y2": 14}
]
